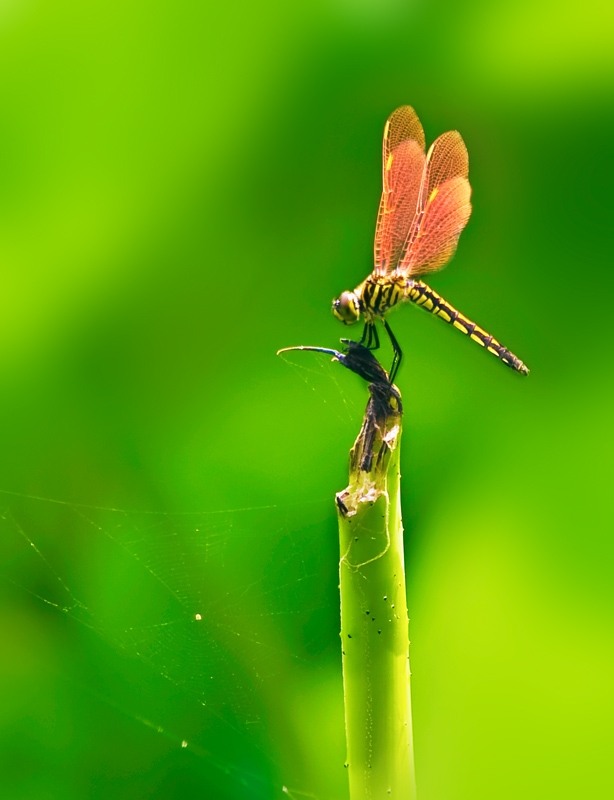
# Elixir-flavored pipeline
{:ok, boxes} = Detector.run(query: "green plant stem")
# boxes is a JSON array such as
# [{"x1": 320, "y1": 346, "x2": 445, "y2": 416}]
[{"x1": 337, "y1": 384, "x2": 416, "y2": 799}]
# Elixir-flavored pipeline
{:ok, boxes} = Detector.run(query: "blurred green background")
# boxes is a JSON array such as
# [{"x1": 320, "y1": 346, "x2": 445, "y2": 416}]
[{"x1": 0, "y1": 0, "x2": 612, "y2": 798}]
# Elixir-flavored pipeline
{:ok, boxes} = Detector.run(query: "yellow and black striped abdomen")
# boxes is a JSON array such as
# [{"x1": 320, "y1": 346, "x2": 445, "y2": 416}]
[{"x1": 406, "y1": 281, "x2": 529, "y2": 375}]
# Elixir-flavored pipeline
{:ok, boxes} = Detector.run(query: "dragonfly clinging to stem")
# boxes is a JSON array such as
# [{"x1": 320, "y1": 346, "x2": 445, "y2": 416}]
[{"x1": 332, "y1": 105, "x2": 529, "y2": 382}]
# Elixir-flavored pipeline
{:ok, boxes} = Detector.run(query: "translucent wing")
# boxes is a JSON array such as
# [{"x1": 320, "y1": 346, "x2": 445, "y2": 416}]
[
  {"x1": 373, "y1": 106, "x2": 426, "y2": 276},
  {"x1": 399, "y1": 130, "x2": 472, "y2": 275}
]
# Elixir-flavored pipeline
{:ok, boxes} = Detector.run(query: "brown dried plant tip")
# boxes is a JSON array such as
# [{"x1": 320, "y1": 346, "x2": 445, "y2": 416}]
[{"x1": 277, "y1": 339, "x2": 401, "y2": 402}]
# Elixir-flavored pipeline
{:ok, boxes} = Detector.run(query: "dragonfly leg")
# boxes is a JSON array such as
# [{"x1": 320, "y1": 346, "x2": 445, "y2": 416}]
[
  {"x1": 383, "y1": 318, "x2": 402, "y2": 384},
  {"x1": 359, "y1": 321, "x2": 380, "y2": 351}
]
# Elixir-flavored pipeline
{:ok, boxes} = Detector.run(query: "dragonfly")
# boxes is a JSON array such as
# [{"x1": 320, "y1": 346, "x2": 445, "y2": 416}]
[{"x1": 332, "y1": 105, "x2": 529, "y2": 382}]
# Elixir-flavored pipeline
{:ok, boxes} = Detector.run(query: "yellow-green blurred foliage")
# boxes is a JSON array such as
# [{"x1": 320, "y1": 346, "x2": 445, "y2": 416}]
[{"x1": 0, "y1": 1, "x2": 612, "y2": 798}]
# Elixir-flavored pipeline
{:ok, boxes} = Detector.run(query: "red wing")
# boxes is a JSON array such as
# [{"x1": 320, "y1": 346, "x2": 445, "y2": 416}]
[
  {"x1": 399, "y1": 130, "x2": 472, "y2": 275},
  {"x1": 373, "y1": 106, "x2": 426, "y2": 276}
]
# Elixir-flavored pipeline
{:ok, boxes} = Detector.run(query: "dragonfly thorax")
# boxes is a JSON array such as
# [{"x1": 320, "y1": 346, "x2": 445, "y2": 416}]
[{"x1": 358, "y1": 274, "x2": 411, "y2": 321}]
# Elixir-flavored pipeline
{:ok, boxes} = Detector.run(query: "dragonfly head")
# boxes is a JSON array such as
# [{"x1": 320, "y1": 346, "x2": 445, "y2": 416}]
[{"x1": 332, "y1": 291, "x2": 360, "y2": 325}]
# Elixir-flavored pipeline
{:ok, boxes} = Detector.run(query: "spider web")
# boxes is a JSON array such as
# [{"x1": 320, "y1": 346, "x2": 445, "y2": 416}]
[{"x1": 0, "y1": 355, "x2": 367, "y2": 800}]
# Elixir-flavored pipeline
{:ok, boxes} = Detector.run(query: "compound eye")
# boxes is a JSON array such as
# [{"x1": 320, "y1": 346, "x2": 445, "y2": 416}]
[{"x1": 332, "y1": 292, "x2": 359, "y2": 324}]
